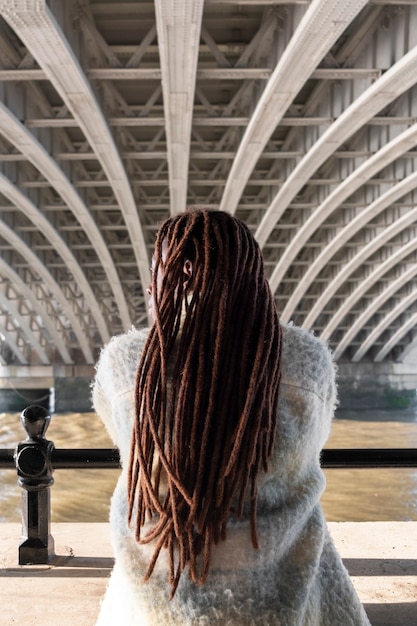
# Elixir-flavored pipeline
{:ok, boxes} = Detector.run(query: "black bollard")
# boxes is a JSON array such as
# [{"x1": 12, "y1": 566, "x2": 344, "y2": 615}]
[{"x1": 15, "y1": 405, "x2": 55, "y2": 564}]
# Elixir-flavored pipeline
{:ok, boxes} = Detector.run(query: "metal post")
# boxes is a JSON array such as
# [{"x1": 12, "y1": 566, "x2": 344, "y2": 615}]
[{"x1": 15, "y1": 405, "x2": 55, "y2": 564}]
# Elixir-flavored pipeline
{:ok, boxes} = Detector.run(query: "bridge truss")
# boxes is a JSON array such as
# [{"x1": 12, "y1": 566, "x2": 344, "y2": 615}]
[{"x1": 0, "y1": 0, "x2": 417, "y2": 367}]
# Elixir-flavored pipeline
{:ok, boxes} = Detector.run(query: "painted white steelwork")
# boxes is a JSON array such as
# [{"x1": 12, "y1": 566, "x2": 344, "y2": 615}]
[{"x1": 0, "y1": 0, "x2": 416, "y2": 366}]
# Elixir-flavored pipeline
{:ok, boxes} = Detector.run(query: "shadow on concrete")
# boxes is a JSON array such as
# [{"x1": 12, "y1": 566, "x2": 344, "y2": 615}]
[
  {"x1": 0, "y1": 555, "x2": 114, "y2": 577},
  {"x1": 343, "y1": 557, "x2": 417, "y2": 576},
  {"x1": 364, "y1": 602, "x2": 417, "y2": 626}
]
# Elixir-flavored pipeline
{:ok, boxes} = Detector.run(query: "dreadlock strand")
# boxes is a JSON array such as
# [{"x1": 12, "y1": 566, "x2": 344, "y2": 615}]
[
  {"x1": 128, "y1": 328, "x2": 159, "y2": 515},
  {"x1": 131, "y1": 410, "x2": 164, "y2": 520},
  {"x1": 145, "y1": 389, "x2": 193, "y2": 507},
  {"x1": 200, "y1": 525, "x2": 212, "y2": 585},
  {"x1": 193, "y1": 286, "x2": 230, "y2": 528},
  {"x1": 143, "y1": 521, "x2": 172, "y2": 581},
  {"x1": 250, "y1": 475, "x2": 260, "y2": 550},
  {"x1": 130, "y1": 208, "x2": 282, "y2": 598},
  {"x1": 232, "y1": 289, "x2": 275, "y2": 460},
  {"x1": 169, "y1": 559, "x2": 182, "y2": 600}
]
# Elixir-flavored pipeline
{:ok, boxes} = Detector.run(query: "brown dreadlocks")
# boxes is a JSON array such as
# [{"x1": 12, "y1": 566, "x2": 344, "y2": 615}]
[{"x1": 128, "y1": 208, "x2": 282, "y2": 598}]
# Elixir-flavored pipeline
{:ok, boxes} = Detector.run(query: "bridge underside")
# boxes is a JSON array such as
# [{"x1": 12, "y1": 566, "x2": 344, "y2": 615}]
[{"x1": 1, "y1": 0, "x2": 417, "y2": 368}]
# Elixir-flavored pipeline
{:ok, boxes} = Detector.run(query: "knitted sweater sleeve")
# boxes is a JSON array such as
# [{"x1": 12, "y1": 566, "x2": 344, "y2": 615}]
[
  {"x1": 92, "y1": 327, "x2": 150, "y2": 450},
  {"x1": 92, "y1": 374, "x2": 116, "y2": 444},
  {"x1": 280, "y1": 323, "x2": 338, "y2": 447}
]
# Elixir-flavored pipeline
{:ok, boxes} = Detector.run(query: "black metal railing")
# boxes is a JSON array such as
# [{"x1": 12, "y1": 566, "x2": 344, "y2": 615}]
[
  {"x1": 4, "y1": 446, "x2": 417, "y2": 470},
  {"x1": 1, "y1": 405, "x2": 417, "y2": 566}
]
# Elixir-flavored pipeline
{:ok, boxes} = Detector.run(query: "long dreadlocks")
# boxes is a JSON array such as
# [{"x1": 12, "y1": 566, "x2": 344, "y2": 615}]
[{"x1": 128, "y1": 208, "x2": 283, "y2": 598}]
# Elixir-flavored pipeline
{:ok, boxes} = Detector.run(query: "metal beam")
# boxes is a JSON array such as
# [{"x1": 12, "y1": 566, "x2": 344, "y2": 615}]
[
  {"x1": 0, "y1": 173, "x2": 97, "y2": 363},
  {"x1": 0, "y1": 220, "x2": 92, "y2": 363},
  {"x1": 0, "y1": 318, "x2": 28, "y2": 365},
  {"x1": 0, "y1": 67, "x2": 383, "y2": 81},
  {"x1": 0, "y1": 258, "x2": 71, "y2": 364},
  {"x1": 218, "y1": 0, "x2": 368, "y2": 217},
  {"x1": 327, "y1": 240, "x2": 417, "y2": 359},
  {"x1": 351, "y1": 281, "x2": 417, "y2": 362},
  {"x1": 256, "y1": 44, "x2": 417, "y2": 249},
  {"x1": 154, "y1": 0, "x2": 204, "y2": 214},
  {"x1": 302, "y1": 187, "x2": 417, "y2": 330},
  {"x1": 0, "y1": 0, "x2": 150, "y2": 312},
  {"x1": 271, "y1": 122, "x2": 417, "y2": 304},
  {"x1": 374, "y1": 307, "x2": 417, "y2": 362},
  {"x1": 0, "y1": 104, "x2": 121, "y2": 339}
]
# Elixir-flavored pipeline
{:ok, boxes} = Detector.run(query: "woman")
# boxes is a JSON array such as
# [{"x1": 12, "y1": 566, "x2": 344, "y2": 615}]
[{"x1": 93, "y1": 208, "x2": 370, "y2": 625}]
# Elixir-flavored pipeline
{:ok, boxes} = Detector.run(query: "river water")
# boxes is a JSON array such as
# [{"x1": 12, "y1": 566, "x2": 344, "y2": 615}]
[{"x1": 1, "y1": 408, "x2": 417, "y2": 523}]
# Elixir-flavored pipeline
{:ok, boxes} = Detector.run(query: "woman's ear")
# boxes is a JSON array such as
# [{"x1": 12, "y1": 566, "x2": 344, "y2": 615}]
[{"x1": 183, "y1": 259, "x2": 193, "y2": 280}]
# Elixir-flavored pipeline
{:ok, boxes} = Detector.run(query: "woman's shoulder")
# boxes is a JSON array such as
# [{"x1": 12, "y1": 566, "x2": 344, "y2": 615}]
[
  {"x1": 280, "y1": 322, "x2": 336, "y2": 393},
  {"x1": 95, "y1": 326, "x2": 150, "y2": 391},
  {"x1": 281, "y1": 322, "x2": 331, "y2": 355},
  {"x1": 101, "y1": 326, "x2": 149, "y2": 359}
]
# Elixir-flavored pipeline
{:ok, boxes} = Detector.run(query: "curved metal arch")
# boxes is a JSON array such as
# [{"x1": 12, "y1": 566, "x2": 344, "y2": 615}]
[
  {"x1": 155, "y1": 0, "x2": 204, "y2": 215},
  {"x1": 351, "y1": 281, "x2": 417, "y2": 363},
  {"x1": 322, "y1": 234, "x2": 417, "y2": 355},
  {"x1": 373, "y1": 304, "x2": 417, "y2": 363},
  {"x1": 396, "y1": 331, "x2": 417, "y2": 362},
  {"x1": 257, "y1": 44, "x2": 417, "y2": 249},
  {"x1": 0, "y1": 257, "x2": 71, "y2": 364},
  {"x1": 0, "y1": 321, "x2": 27, "y2": 365},
  {"x1": 0, "y1": 287, "x2": 47, "y2": 364},
  {"x1": 283, "y1": 169, "x2": 417, "y2": 327},
  {"x1": 0, "y1": 347, "x2": 5, "y2": 365},
  {"x1": 0, "y1": 172, "x2": 107, "y2": 347},
  {"x1": 217, "y1": 0, "x2": 367, "y2": 216},
  {"x1": 0, "y1": 219, "x2": 92, "y2": 363},
  {"x1": 0, "y1": 103, "x2": 117, "y2": 340},
  {"x1": 0, "y1": 0, "x2": 150, "y2": 303},
  {"x1": 269, "y1": 122, "x2": 417, "y2": 291}
]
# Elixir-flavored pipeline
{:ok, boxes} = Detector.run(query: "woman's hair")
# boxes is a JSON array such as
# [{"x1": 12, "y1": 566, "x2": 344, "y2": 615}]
[{"x1": 128, "y1": 208, "x2": 282, "y2": 597}]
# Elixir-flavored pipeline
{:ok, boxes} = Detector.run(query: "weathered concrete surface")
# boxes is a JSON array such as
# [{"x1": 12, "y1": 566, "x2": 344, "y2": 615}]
[
  {"x1": 0, "y1": 523, "x2": 112, "y2": 625},
  {"x1": 329, "y1": 522, "x2": 417, "y2": 626},
  {"x1": 0, "y1": 522, "x2": 416, "y2": 625}
]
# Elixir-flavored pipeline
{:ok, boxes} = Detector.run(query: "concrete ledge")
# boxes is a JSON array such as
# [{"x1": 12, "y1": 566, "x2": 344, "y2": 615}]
[
  {"x1": 0, "y1": 523, "x2": 112, "y2": 625},
  {"x1": 0, "y1": 522, "x2": 416, "y2": 625},
  {"x1": 328, "y1": 522, "x2": 417, "y2": 626}
]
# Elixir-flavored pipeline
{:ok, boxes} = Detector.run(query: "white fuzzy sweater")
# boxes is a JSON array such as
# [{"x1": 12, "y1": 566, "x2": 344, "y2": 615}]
[{"x1": 92, "y1": 323, "x2": 370, "y2": 626}]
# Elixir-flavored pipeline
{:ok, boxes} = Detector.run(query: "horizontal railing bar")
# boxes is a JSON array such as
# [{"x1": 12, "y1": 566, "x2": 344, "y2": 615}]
[
  {"x1": 1, "y1": 448, "x2": 417, "y2": 469},
  {"x1": 0, "y1": 449, "x2": 15, "y2": 468},
  {"x1": 321, "y1": 448, "x2": 417, "y2": 468},
  {"x1": 0, "y1": 448, "x2": 120, "y2": 469},
  {"x1": 53, "y1": 448, "x2": 120, "y2": 469}
]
